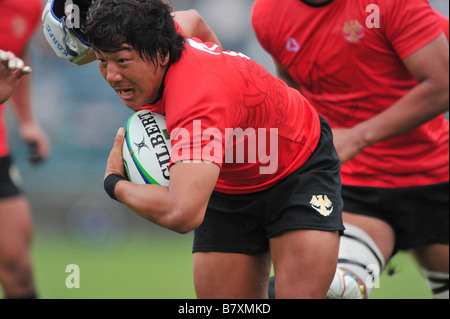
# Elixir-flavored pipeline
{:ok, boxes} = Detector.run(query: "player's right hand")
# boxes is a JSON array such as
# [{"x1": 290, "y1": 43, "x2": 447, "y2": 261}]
[{"x1": 20, "y1": 123, "x2": 51, "y2": 165}]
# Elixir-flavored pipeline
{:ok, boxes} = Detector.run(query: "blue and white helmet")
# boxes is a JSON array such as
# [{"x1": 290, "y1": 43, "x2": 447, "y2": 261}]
[{"x1": 42, "y1": 0, "x2": 95, "y2": 66}]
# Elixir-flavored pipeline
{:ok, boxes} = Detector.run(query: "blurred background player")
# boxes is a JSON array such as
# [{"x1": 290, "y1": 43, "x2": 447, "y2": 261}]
[
  {"x1": 0, "y1": 0, "x2": 50, "y2": 298},
  {"x1": 253, "y1": 0, "x2": 449, "y2": 299}
]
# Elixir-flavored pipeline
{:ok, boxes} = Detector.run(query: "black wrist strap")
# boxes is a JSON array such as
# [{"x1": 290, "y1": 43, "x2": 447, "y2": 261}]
[{"x1": 104, "y1": 174, "x2": 126, "y2": 201}]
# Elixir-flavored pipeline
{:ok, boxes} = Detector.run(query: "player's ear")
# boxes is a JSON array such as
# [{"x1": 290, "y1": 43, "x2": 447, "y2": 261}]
[{"x1": 159, "y1": 51, "x2": 170, "y2": 67}]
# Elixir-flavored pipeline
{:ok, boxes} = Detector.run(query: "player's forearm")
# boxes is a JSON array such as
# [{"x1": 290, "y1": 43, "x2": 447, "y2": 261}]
[
  {"x1": 114, "y1": 181, "x2": 202, "y2": 234},
  {"x1": 354, "y1": 33, "x2": 449, "y2": 148},
  {"x1": 173, "y1": 10, "x2": 222, "y2": 49},
  {"x1": 10, "y1": 54, "x2": 35, "y2": 126},
  {"x1": 353, "y1": 76, "x2": 449, "y2": 148},
  {"x1": 193, "y1": 19, "x2": 222, "y2": 49}
]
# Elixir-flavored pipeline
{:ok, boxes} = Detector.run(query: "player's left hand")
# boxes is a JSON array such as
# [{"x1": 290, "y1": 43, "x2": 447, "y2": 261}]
[
  {"x1": 105, "y1": 127, "x2": 126, "y2": 180},
  {"x1": 20, "y1": 123, "x2": 50, "y2": 165}
]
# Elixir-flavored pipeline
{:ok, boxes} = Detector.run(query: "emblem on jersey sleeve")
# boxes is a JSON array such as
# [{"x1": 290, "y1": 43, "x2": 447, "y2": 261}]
[
  {"x1": 342, "y1": 20, "x2": 365, "y2": 43},
  {"x1": 310, "y1": 195, "x2": 334, "y2": 217}
]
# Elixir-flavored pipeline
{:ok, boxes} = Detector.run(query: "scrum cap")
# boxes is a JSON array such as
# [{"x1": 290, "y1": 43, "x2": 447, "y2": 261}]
[{"x1": 42, "y1": 0, "x2": 95, "y2": 66}]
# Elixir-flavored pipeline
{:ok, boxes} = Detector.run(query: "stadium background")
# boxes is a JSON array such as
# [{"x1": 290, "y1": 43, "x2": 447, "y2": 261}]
[{"x1": 2, "y1": 0, "x2": 448, "y2": 299}]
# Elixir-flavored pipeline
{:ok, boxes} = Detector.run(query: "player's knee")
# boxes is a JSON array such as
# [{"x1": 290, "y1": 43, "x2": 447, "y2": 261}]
[
  {"x1": 273, "y1": 263, "x2": 335, "y2": 299},
  {"x1": 0, "y1": 246, "x2": 30, "y2": 275}
]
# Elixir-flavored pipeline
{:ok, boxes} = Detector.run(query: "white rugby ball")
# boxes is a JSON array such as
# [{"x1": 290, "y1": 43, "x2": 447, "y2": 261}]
[{"x1": 122, "y1": 110, "x2": 171, "y2": 186}]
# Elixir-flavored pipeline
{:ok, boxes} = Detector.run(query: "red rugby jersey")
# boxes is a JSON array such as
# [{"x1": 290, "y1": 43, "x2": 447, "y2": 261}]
[
  {"x1": 434, "y1": 9, "x2": 449, "y2": 40},
  {"x1": 253, "y1": 0, "x2": 449, "y2": 188},
  {"x1": 140, "y1": 38, "x2": 321, "y2": 194},
  {"x1": 0, "y1": 0, "x2": 42, "y2": 156}
]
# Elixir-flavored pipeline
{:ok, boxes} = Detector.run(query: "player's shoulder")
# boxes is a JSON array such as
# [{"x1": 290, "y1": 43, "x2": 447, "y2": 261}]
[
  {"x1": 252, "y1": 0, "x2": 299, "y2": 18},
  {"x1": 252, "y1": 0, "x2": 278, "y2": 13},
  {"x1": 356, "y1": 0, "x2": 439, "y2": 31},
  {"x1": 358, "y1": 0, "x2": 431, "y2": 11},
  {"x1": 166, "y1": 42, "x2": 228, "y2": 93},
  {"x1": 252, "y1": 0, "x2": 296, "y2": 39}
]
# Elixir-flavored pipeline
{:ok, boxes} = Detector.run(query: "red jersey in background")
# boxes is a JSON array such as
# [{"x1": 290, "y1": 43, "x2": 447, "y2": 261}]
[
  {"x1": 0, "y1": 0, "x2": 43, "y2": 156},
  {"x1": 253, "y1": 0, "x2": 449, "y2": 188}
]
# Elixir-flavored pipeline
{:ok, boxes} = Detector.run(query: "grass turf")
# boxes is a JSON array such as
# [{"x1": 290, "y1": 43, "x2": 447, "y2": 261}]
[{"x1": 1, "y1": 231, "x2": 432, "y2": 299}]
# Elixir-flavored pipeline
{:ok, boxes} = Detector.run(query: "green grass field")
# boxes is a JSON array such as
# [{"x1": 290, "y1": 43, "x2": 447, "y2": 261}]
[
  {"x1": 30, "y1": 231, "x2": 197, "y2": 299},
  {"x1": 1, "y1": 231, "x2": 432, "y2": 299}
]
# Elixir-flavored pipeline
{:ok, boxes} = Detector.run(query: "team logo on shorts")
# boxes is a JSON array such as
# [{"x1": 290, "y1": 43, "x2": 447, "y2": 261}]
[{"x1": 310, "y1": 195, "x2": 334, "y2": 217}]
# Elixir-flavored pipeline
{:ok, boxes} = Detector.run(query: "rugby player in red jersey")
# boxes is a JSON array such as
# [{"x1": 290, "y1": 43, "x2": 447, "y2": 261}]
[
  {"x1": 253, "y1": 0, "x2": 449, "y2": 298},
  {"x1": 84, "y1": 0, "x2": 346, "y2": 298},
  {"x1": 0, "y1": 0, "x2": 50, "y2": 299}
]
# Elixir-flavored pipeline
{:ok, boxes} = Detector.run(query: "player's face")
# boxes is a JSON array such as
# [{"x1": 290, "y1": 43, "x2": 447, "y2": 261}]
[{"x1": 96, "y1": 45, "x2": 169, "y2": 109}]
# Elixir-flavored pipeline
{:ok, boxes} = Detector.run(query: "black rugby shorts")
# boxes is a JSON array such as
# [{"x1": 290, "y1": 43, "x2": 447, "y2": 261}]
[
  {"x1": 193, "y1": 117, "x2": 345, "y2": 255},
  {"x1": 342, "y1": 182, "x2": 449, "y2": 251},
  {"x1": 0, "y1": 155, "x2": 22, "y2": 199}
]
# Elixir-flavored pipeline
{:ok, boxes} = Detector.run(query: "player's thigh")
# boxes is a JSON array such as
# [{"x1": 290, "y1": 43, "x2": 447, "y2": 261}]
[
  {"x1": 193, "y1": 251, "x2": 271, "y2": 299},
  {"x1": 412, "y1": 244, "x2": 449, "y2": 274},
  {"x1": 342, "y1": 212, "x2": 395, "y2": 262},
  {"x1": 270, "y1": 229, "x2": 340, "y2": 299}
]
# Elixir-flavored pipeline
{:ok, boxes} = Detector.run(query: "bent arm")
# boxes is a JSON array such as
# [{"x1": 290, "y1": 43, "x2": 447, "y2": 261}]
[
  {"x1": 106, "y1": 128, "x2": 220, "y2": 234},
  {"x1": 10, "y1": 53, "x2": 33, "y2": 124},
  {"x1": 9, "y1": 52, "x2": 50, "y2": 162},
  {"x1": 115, "y1": 161, "x2": 219, "y2": 234},
  {"x1": 354, "y1": 34, "x2": 449, "y2": 145},
  {"x1": 334, "y1": 34, "x2": 449, "y2": 163},
  {"x1": 173, "y1": 10, "x2": 222, "y2": 49}
]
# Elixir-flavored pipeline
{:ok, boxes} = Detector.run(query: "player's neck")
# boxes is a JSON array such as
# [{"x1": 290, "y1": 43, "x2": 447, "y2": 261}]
[{"x1": 301, "y1": 0, "x2": 334, "y2": 7}]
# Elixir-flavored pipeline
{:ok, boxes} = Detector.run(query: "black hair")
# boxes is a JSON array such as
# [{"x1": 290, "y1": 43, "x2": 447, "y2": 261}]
[{"x1": 83, "y1": 0, "x2": 186, "y2": 66}]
